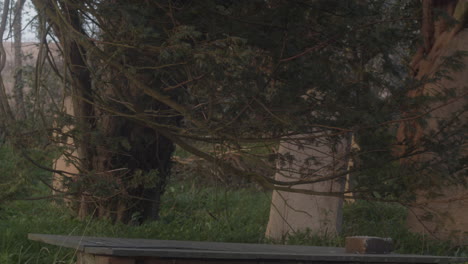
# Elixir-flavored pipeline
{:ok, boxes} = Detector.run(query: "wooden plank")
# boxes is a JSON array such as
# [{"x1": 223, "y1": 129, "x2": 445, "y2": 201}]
[
  {"x1": 77, "y1": 253, "x2": 136, "y2": 264},
  {"x1": 140, "y1": 259, "x2": 256, "y2": 264},
  {"x1": 28, "y1": 233, "x2": 87, "y2": 251},
  {"x1": 93, "y1": 256, "x2": 136, "y2": 264},
  {"x1": 28, "y1": 234, "x2": 468, "y2": 264},
  {"x1": 77, "y1": 253, "x2": 94, "y2": 264},
  {"x1": 86, "y1": 247, "x2": 466, "y2": 263},
  {"x1": 28, "y1": 234, "x2": 341, "y2": 255}
]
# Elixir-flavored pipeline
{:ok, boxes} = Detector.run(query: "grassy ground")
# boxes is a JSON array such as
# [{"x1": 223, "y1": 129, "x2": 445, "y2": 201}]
[
  {"x1": 0, "y1": 146, "x2": 466, "y2": 263},
  {"x1": 1, "y1": 178, "x2": 467, "y2": 264},
  {"x1": 0, "y1": 181, "x2": 271, "y2": 264}
]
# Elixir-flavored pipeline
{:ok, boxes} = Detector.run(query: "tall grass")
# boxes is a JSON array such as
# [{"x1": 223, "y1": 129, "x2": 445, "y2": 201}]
[
  {"x1": 0, "y1": 180, "x2": 270, "y2": 264},
  {"x1": 0, "y1": 170, "x2": 466, "y2": 263}
]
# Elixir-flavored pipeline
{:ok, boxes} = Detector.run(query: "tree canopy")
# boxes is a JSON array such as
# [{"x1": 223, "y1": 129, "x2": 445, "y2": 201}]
[{"x1": 0, "y1": 0, "x2": 465, "y2": 226}]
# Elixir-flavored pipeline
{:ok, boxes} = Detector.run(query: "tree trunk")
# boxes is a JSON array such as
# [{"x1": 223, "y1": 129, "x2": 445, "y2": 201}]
[
  {"x1": 266, "y1": 134, "x2": 351, "y2": 240},
  {"x1": 89, "y1": 96, "x2": 176, "y2": 222},
  {"x1": 13, "y1": 0, "x2": 26, "y2": 119},
  {"x1": 34, "y1": 0, "x2": 178, "y2": 223},
  {"x1": 397, "y1": 0, "x2": 468, "y2": 245},
  {"x1": 0, "y1": 0, "x2": 13, "y2": 123}
]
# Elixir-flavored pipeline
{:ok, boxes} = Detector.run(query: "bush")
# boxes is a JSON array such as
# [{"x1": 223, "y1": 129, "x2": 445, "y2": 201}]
[
  {"x1": 279, "y1": 200, "x2": 467, "y2": 256},
  {"x1": 0, "y1": 146, "x2": 29, "y2": 202}
]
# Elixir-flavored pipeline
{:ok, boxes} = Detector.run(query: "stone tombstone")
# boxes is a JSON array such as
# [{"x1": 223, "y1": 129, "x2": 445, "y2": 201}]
[
  {"x1": 266, "y1": 134, "x2": 350, "y2": 240},
  {"x1": 52, "y1": 96, "x2": 79, "y2": 199}
]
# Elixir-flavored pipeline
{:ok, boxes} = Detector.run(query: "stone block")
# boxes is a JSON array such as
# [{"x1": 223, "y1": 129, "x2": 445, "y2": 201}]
[{"x1": 345, "y1": 236, "x2": 393, "y2": 254}]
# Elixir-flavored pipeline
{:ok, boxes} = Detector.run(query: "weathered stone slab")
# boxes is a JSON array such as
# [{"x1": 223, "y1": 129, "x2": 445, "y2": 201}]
[{"x1": 266, "y1": 135, "x2": 350, "y2": 240}]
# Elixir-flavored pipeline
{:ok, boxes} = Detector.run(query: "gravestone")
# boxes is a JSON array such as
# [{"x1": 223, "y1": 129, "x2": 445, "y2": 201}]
[
  {"x1": 52, "y1": 96, "x2": 79, "y2": 201},
  {"x1": 266, "y1": 134, "x2": 350, "y2": 240}
]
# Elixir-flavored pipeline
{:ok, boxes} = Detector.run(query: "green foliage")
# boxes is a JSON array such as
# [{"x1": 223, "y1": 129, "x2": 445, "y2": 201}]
[
  {"x1": 2, "y1": 1, "x2": 464, "y2": 261},
  {"x1": 0, "y1": 146, "x2": 26, "y2": 201},
  {"x1": 19, "y1": 0, "x2": 464, "y2": 224},
  {"x1": 0, "y1": 181, "x2": 270, "y2": 264},
  {"x1": 343, "y1": 201, "x2": 407, "y2": 238},
  {"x1": 144, "y1": 182, "x2": 269, "y2": 242},
  {"x1": 342, "y1": 201, "x2": 467, "y2": 256},
  {"x1": 0, "y1": 146, "x2": 52, "y2": 203},
  {"x1": 1, "y1": 182, "x2": 466, "y2": 264},
  {"x1": 286, "y1": 200, "x2": 467, "y2": 256}
]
